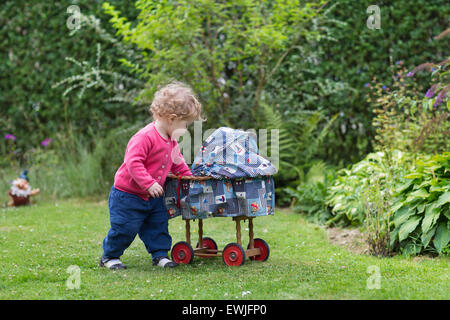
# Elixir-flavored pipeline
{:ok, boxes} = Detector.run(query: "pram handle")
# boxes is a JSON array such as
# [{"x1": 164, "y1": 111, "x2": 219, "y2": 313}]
[{"x1": 167, "y1": 172, "x2": 213, "y2": 181}]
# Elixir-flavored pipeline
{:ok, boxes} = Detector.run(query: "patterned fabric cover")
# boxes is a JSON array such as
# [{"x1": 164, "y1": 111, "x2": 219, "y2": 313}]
[
  {"x1": 191, "y1": 127, "x2": 277, "y2": 178},
  {"x1": 164, "y1": 176, "x2": 275, "y2": 220},
  {"x1": 163, "y1": 127, "x2": 277, "y2": 220}
]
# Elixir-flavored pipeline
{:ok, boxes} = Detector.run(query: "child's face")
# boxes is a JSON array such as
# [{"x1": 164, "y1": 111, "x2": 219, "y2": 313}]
[{"x1": 168, "y1": 118, "x2": 190, "y2": 140}]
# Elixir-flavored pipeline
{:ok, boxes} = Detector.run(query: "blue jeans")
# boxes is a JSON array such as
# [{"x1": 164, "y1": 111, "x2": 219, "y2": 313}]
[{"x1": 102, "y1": 186, "x2": 171, "y2": 260}]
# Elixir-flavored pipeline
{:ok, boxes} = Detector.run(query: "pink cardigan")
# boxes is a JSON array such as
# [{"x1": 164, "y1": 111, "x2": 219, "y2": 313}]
[{"x1": 114, "y1": 121, "x2": 192, "y2": 200}]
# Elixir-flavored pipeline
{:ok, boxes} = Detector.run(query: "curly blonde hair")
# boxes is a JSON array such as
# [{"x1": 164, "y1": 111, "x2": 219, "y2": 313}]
[{"x1": 149, "y1": 81, "x2": 206, "y2": 123}]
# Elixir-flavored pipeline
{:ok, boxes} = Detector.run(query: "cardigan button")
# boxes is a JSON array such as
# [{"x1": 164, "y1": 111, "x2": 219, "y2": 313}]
[{"x1": 162, "y1": 165, "x2": 165, "y2": 168}]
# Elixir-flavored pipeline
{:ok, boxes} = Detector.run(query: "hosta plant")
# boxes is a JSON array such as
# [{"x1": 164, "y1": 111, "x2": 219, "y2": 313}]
[{"x1": 390, "y1": 152, "x2": 450, "y2": 256}]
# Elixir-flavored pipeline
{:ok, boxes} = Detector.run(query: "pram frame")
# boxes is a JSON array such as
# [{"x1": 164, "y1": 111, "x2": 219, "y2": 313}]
[{"x1": 167, "y1": 173, "x2": 270, "y2": 266}]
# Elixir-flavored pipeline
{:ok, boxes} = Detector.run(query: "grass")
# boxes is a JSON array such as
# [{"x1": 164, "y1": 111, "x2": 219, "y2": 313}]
[{"x1": 0, "y1": 199, "x2": 449, "y2": 300}]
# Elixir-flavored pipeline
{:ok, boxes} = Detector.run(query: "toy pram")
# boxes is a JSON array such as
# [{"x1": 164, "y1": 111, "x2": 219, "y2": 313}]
[{"x1": 163, "y1": 127, "x2": 277, "y2": 266}]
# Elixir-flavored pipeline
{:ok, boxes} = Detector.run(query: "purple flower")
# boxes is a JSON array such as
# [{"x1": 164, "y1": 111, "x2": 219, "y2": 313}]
[
  {"x1": 433, "y1": 90, "x2": 447, "y2": 106},
  {"x1": 4, "y1": 134, "x2": 16, "y2": 141},
  {"x1": 425, "y1": 84, "x2": 437, "y2": 99},
  {"x1": 364, "y1": 83, "x2": 370, "y2": 88},
  {"x1": 406, "y1": 71, "x2": 414, "y2": 77},
  {"x1": 382, "y1": 85, "x2": 387, "y2": 90},
  {"x1": 41, "y1": 138, "x2": 53, "y2": 147},
  {"x1": 395, "y1": 60, "x2": 403, "y2": 65}
]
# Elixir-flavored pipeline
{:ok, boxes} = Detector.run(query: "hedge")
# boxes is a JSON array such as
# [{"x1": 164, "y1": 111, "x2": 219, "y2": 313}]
[
  {"x1": 0, "y1": 0, "x2": 138, "y2": 156},
  {"x1": 1, "y1": 0, "x2": 449, "y2": 166}
]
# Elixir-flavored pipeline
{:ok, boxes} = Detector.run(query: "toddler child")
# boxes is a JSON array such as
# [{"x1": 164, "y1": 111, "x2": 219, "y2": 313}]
[{"x1": 100, "y1": 81, "x2": 205, "y2": 269}]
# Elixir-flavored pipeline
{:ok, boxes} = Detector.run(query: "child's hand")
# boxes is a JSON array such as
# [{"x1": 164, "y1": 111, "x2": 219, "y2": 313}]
[{"x1": 148, "y1": 182, "x2": 164, "y2": 198}]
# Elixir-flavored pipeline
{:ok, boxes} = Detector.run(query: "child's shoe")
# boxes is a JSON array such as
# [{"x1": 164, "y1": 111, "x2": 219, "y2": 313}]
[
  {"x1": 152, "y1": 256, "x2": 179, "y2": 268},
  {"x1": 99, "y1": 256, "x2": 127, "y2": 270}
]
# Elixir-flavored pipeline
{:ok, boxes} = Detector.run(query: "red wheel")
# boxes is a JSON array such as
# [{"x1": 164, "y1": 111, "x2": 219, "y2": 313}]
[
  {"x1": 196, "y1": 237, "x2": 218, "y2": 258},
  {"x1": 222, "y1": 243, "x2": 246, "y2": 267},
  {"x1": 248, "y1": 238, "x2": 270, "y2": 261},
  {"x1": 171, "y1": 241, "x2": 194, "y2": 264}
]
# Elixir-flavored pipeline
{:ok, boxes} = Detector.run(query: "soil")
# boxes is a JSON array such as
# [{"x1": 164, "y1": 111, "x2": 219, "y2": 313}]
[
  {"x1": 325, "y1": 226, "x2": 439, "y2": 259},
  {"x1": 326, "y1": 226, "x2": 370, "y2": 255}
]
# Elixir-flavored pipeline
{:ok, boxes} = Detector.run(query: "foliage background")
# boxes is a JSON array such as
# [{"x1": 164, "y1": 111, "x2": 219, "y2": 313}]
[
  {"x1": 0, "y1": 1, "x2": 139, "y2": 156},
  {"x1": 1, "y1": 0, "x2": 449, "y2": 165}
]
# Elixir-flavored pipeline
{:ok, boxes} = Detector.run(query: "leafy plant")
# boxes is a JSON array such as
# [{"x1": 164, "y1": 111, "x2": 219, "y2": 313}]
[
  {"x1": 362, "y1": 175, "x2": 392, "y2": 257},
  {"x1": 390, "y1": 152, "x2": 450, "y2": 256},
  {"x1": 261, "y1": 102, "x2": 337, "y2": 176},
  {"x1": 260, "y1": 101, "x2": 338, "y2": 206},
  {"x1": 52, "y1": 43, "x2": 146, "y2": 106},
  {"x1": 284, "y1": 162, "x2": 335, "y2": 224}
]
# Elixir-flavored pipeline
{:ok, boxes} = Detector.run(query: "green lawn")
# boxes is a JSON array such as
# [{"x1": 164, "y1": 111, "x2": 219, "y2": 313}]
[{"x1": 0, "y1": 199, "x2": 448, "y2": 300}]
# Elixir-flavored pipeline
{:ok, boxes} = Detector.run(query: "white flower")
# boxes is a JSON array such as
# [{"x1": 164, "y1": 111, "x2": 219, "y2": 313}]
[{"x1": 241, "y1": 291, "x2": 251, "y2": 297}]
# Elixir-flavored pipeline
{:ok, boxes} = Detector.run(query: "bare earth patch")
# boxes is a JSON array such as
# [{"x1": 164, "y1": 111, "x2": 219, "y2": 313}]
[
  {"x1": 326, "y1": 227, "x2": 438, "y2": 259},
  {"x1": 326, "y1": 226, "x2": 370, "y2": 255}
]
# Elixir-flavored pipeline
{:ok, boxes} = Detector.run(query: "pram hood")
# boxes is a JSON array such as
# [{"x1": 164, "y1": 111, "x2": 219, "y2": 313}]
[{"x1": 191, "y1": 127, "x2": 278, "y2": 178}]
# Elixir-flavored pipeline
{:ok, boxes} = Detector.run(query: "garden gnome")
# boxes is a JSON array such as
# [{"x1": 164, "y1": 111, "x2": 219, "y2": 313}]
[{"x1": 8, "y1": 170, "x2": 40, "y2": 207}]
